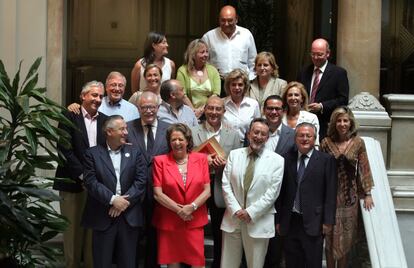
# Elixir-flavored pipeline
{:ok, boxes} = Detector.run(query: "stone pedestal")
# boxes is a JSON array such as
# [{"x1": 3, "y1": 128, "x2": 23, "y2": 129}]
[
  {"x1": 336, "y1": 0, "x2": 381, "y2": 98},
  {"x1": 348, "y1": 92, "x2": 391, "y2": 161}
]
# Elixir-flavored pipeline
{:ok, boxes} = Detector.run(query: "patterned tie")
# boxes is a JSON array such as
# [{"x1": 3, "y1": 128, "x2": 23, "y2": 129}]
[
  {"x1": 293, "y1": 154, "x2": 307, "y2": 213},
  {"x1": 310, "y1": 68, "x2": 321, "y2": 103},
  {"x1": 146, "y1": 124, "x2": 154, "y2": 154},
  {"x1": 243, "y1": 152, "x2": 257, "y2": 208}
]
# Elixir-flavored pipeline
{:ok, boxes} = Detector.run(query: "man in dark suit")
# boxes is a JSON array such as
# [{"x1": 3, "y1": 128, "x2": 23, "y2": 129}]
[
  {"x1": 260, "y1": 95, "x2": 296, "y2": 268},
  {"x1": 82, "y1": 115, "x2": 146, "y2": 268},
  {"x1": 276, "y1": 122, "x2": 337, "y2": 267},
  {"x1": 191, "y1": 95, "x2": 241, "y2": 268},
  {"x1": 297, "y1": 38, "x2": 349, "y2": 139},
  {"x1": 128, "y1": 91, "x2": 170, "y2": 268},
  {"x1": 54, "y1": 80, "x2": 106, "y2": 268}
]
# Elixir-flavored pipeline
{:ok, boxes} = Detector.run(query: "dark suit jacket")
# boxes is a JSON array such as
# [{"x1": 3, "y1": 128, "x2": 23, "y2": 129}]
[
  {"x1": 54, "y1": 111, "x2": 107, "y2": 192},
  {"x1": 152, "y1": 152, "x2": 210, "y2": 230},
  {"x1": 127, "y1": 119, "x2": 170, "y2": 201},
  {"x1": 81, "y1": 144, "x2": 147, "y2": 231},
  {"x1": 244, "y1": 123, "x2": 296, "y2": 156},
  {"x1": 297, "y1": 62, "x2": 349, "y2": 137},
  {"x1": 277, "y1": 149, "x2": 337, "y2": 236}
]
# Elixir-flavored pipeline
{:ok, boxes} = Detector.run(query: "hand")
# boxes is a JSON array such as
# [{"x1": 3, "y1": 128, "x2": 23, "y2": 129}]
[
  {"x1": 208, "y1": 153, "x2": 226, "y2": 169},
  {"x1": 322, "y1": 224, "x2": 332, "y2": 235},
  {"x1": 67, "y1": 103, "x2": 81, "y2": 114},
  {"x1": 112, "y1": 195, "x2": 130, "y2": 211},
  {"x1": 194, "y1": 107, "x2": 205, "y2": 118},
  {"x1": 108, "y1": 206, "x2": 122, "y2": 217},
  {"x1": 276, "y1": 224, "x2": 280, "y2": 235},
  {"x1": 308, "y1": 102, "x2": 322, "y2": 113},
  {"x1": 363, "y1": 195, "x2": 374, "y2": 211},
  {"x1": 177, "y1": 204, "x2": 194, "y2": 218},
  {"x1": 235, "y1": 209, "x2": 251, "y2": 223}
]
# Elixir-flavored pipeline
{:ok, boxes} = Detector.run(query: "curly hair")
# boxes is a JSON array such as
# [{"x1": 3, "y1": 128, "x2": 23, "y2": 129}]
[{"x1": 166, "y1": 123, "x2": 194, "y2": 152}]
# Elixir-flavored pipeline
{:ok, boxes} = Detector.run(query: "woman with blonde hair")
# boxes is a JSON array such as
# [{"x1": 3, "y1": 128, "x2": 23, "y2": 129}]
[
  {"x1": 281, "y1": 81, "x2": 320, "y2": 146},
  {"x1": 321, "y1": 106, "x2": 374, "y2": 268},
  {"x1": 247, "y1": 51, "x2": 287, "y2": 110},
  {"x1": 177, "y1": 39, "x2": 221, "y2": 118}
]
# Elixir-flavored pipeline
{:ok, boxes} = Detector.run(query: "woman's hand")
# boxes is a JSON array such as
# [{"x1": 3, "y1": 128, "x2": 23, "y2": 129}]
[
  {"x1": 363, "y1": 195, "x2": 374, "y2": 211},
  {"x1": 177, "y1": 204, "x2": 194, "y2": 221}
]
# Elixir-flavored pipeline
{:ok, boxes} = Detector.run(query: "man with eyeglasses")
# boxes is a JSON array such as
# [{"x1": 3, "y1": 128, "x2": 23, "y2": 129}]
[
  {"x1": 297, "y1": 38, "x2": 349, "y2": 139},
  {"x1": 191, "y1": 95, "x2": 241, "y2": 268},
  {"x1": 127, "y1": 91, "x2": 170, "y2": 268},
  {"x1": 157, "y1": 79, "x2": 198, "y2": 127},
  {"x1": 68, "y1": 71, "x2": 140, "y2": 122},
  {"x1": 276, "y1": 122, "x2": 337, "y2": 267}
]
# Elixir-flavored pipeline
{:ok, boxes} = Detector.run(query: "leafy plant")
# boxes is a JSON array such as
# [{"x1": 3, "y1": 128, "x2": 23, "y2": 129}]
[{"x1": 0, "y1": 57, "x2": 73, "y2": 267}]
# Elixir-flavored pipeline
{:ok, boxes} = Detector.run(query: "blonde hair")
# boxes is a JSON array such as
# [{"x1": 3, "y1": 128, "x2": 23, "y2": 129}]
[
  {"x1": 184, "y1": 39, "x2": 209, "y2": 73},
  {"x1": 254, "y1": 51, "x2": 279, "y2": 77},
  {"x1": 224, "y1": 69, "x2": 250, "y2": 96},
  {"x1": 327, "y1": 106, "x2": 358, "y2": 141},
  {"x1": 281, "y1": 81, "x2": 309, "y2": 112}
]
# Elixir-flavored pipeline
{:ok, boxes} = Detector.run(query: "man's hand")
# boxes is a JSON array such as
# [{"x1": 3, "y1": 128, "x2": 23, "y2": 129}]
[
  {"x1": 308, "y1": 102, "x2": 322, "y2": 113},
  {"x1": 67, "y1": 103, "x2": 81, "y2": 114},
  {"x1": 208, "y1": 153, "x2": 227, "y2": 169},
  {"x1": 235, "y1": 209, "x2": 252, "y2": 223},
  {"x1": 108, "y1": 206, "x2": 123, "y2": 217},
  {"x1": 322, "y1": 224, "x2": 332, "y2": 235},
  {"x1": 112, "y1": 195, "x2": 130, "y2": 211}
]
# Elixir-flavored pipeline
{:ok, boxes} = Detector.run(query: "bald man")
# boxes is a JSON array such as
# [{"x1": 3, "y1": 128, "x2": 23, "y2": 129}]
[
  {"x1": 297, "y1": 38, "x2": 349, "y2": 139},
  {"x1": 202, "y1": 5, "x2": 257, "y2": 83}
]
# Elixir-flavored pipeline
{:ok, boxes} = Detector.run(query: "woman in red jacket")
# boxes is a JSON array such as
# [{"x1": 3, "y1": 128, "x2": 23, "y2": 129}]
[{"x1": 153, "y1": 123, "x2": 211, "y2": 268}]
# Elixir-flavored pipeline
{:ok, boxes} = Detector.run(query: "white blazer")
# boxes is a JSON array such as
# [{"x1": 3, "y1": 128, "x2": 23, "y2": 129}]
[{"x1": 221, "y1": 147, "x2": 284, "y2": 238}]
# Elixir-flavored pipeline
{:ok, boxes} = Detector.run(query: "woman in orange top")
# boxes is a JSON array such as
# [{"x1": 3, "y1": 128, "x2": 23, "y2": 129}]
[{"x1": 153, "y1": 123, "x2": 211, "y2": 268}]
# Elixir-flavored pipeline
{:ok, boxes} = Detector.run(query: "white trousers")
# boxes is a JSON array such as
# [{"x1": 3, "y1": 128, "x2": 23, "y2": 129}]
[{"x1": 221, "y1": 223, "x2": 269, "y2": 268}]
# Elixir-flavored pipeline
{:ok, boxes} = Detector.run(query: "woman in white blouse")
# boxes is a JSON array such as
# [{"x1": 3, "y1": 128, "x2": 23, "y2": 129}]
[
  {"x1": 223, "y1": 69, "x2": 261, "y2": 143},
  {"x1": 281, "y1": 81, "x2": 320, "y2": 146}
]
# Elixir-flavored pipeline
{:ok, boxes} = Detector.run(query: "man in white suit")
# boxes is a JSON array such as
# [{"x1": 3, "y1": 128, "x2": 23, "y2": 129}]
[{"x1": 221, "y1": 118, "x2": 284, "y2": 268}]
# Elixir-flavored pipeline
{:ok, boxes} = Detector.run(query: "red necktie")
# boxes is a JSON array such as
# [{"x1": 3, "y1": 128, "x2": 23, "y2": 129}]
[{"x1": 310, "y1": 68, "x2": 320, "y2": 103}]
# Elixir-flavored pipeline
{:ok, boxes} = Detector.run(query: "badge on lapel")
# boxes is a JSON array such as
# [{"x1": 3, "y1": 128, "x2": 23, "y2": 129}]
[{"x1": 125, "y1": 153, "x2": 130, "y2": 158}]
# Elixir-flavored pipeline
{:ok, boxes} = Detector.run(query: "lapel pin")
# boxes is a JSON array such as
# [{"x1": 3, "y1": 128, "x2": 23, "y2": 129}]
[{"x1": 125, "y1": 153, "x2": 130, "y2": 158}]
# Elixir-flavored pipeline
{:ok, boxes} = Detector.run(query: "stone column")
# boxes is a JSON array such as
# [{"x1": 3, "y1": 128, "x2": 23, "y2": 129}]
[{"x1": 336, "y1": 0, "x2": 381, "y2": 99}]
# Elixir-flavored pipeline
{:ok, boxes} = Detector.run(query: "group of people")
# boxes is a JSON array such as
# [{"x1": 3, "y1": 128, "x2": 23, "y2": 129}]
[{"x1": 53, "y1": 4, "x2": 376, "y2": 268}]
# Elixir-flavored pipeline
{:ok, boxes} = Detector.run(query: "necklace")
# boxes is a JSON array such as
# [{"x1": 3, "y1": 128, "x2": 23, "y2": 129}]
[
  {"x1": 175, "y1": 158, "x2": 188, "y2": 165},
  {"x1": 196, "y1": 70, "x2": 204, "y2": 77}
]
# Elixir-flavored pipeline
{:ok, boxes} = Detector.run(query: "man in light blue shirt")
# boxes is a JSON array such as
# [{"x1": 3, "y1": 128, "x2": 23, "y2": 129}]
[
  {"x1": 68, "y1": 71, "x2": 140, "y2": 122},
  {"x1": 158, "y1": 79, "x2": 198, "y2": 127}
]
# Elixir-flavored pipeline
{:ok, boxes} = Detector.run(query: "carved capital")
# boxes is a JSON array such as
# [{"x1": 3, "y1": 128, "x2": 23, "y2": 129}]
[{"x1": 349, "y1": 92, "x2": 385, "y2": 111}]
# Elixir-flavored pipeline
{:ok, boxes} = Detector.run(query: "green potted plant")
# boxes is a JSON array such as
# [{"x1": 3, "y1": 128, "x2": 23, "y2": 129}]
[{"x1": 0, "y1": 57, "x2": 72, "y2": 267}]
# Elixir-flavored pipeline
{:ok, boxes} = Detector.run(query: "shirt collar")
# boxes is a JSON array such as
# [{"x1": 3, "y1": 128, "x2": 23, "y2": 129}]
[
  {"x1": 269, "y1": 123, "x2": 283, "y2": 137},
  {"x1": 219, "y1": 25, "x2": 241, "y2": 40},
  {"x1": 106, "y1": 96, "x2": 122, "y2": 107},
  {"x1": 298, "y1": 148, "x2": 314, "y2": 160},
  {"x1": 248, "y1": 146, "x2": 264, "y2": 158},
  {"x1": 107, "y1": 143, "x2": 122, "y2": 154},
  {"x1": 315, "y1": 60, "x2": 328, "y2": 73},
  {"x1": 204, "y1": 121, "x2": 222, "y2": 134},
  {"x1": 81, "y1": 106, "x2": 99, "y2": 120},
  {"x1": 140, "y1": 118, "x2": 158, "y2": 128}
]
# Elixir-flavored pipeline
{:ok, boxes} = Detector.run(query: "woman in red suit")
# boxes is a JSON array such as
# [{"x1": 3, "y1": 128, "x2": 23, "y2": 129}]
[{"x1": 153, "y1": 123, "x2": 211, "y2": 268}]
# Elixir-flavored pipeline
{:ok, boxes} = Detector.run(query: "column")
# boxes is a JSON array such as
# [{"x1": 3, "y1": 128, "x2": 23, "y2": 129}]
[{"x1": 336, "y1": 0, "x2": 381, "y2": 99}]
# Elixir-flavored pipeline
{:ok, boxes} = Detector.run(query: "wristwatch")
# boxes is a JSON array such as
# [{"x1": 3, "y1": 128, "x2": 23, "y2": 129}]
[{"x1": 191, "y1": 202, "x2": 198, "y2": 211}]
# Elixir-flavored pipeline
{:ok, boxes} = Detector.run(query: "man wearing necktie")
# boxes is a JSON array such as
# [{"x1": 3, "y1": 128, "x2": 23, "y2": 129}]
[
  {"x1": 127, "y1": 91, "x2": 170, "y2": 268},
  {"x1": 297, "y1": 38, "x2": 349, "y2": 139},
  {"x1": 276, "y1": 122, "x2": 337, "y2": 268},
  {"x1": 221, "y1": 118, "x2": 284, "y2": 268},
  {"x1": 81, "y1": 115, "x2": 147, "y2": 268}
]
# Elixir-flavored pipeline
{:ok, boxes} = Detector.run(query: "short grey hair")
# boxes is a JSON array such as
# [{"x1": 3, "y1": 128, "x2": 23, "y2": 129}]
[
  {"x1": 295, "y1": 122, "x2": 317, "y2": 140},
  {"x1": 138, "y1": 91, "x2": 159, "y2": 106},
  {"x1": 105, "y1": 71, "x2": 127, "y2": 86},
  {"x1": 80, "y1": 80, "x2": 104, "y2": 99},
  {"x1": 103, "y1": 115, "x2": 124, "y2": 134}
]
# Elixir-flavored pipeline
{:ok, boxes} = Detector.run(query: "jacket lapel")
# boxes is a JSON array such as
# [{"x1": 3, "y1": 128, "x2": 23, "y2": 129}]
[
  {"x1": 316, "y1": 62, "x2": 332, "y2": 95},
  {"x1": 99, "y1": 146, "x2": 117, "y2": 179},
  {"x1": 75, "y1": 113, "x2": 89, "y2": 148},
  {"x1": 301, "y1": 150, "x2": 318, "y2": 182},
  {"x1": 166, "y1": 153, "x2": 186, "y2": 192}
]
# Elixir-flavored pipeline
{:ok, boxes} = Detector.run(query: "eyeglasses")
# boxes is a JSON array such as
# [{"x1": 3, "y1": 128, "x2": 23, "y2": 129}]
[
  {"x1": 265, "y1": 106, "x2": 283, "y2": 112},
  {"x1": 139, "y1": 105, "x2": 157, "y2": 111},
  {"x1": 309, "y1": 52, "x2": 326, "y2": 58},
  {"x1": 109, "y1": 83, "x2": 125, "y2": 88}
]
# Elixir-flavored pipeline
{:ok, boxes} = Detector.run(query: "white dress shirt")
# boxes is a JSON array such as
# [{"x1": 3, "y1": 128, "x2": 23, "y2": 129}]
[
  {"x1": 108, "y1": 145, "x2": 122, "y2": 204},
  {"x1": 141, "y1": 119, "x2": 158, "y2": 149},
  {"x1": 202, "y1": 25, "x2": 257, "y2": 80},
  {"x1": 264, "y1": 123, "x2": 283, "y2": 151},
  {"x1": 223, "y1": 96, "x2": 261, "y2": 142}
]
